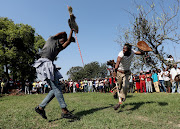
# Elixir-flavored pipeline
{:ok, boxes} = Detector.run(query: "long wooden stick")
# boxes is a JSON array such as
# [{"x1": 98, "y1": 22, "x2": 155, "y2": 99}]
[
  {"x1": 75, "y1": 33, "x2": 84, "y2": 67},
  {"x1": 115, "y1": 82, "x2": 121, "y2": 103},
  {"x1": 67, "y1": 5, "x2": 84, "y2": 67}
]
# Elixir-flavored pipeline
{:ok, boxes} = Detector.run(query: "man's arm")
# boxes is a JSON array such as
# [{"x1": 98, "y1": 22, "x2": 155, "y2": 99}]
[
  {"x1": 115, "y1": 56, "x2": 122, "y2": 70},
  {"x1": 62, "y1": 30, "x2": 74, "y2": 49},
  {"x1": 113, "y1": 56, "x2": 122, "y2": 77},
  {"x1": 134, "y1": 51, "x2": 145, "y2": 55},
  {"x1": 54, "y1": 31, "x2": 67, "y2": 39}
]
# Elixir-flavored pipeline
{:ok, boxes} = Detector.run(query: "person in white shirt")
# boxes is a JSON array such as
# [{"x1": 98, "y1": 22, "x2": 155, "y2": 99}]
[
  {"x1": 95, "y1": 79, "x2": 99, "y2": 92},
  {"x1": 164, "y1": 66, "x2": 171, "y2": 93},
  {"x1": 88, "y1": 79, "x2": 93, "y2": 92},
  {"x1": 113, "y1": 43, "x2": 144, "y2": 110},
  {"x1": 158, "y1": 69, "x2": 167, "y2": 92},
  {"x1": 170, "y1": 63, "x2": 180, "y2": 93}
]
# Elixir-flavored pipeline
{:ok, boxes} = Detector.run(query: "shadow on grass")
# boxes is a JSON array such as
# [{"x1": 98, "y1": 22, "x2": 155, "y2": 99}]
[
  {"x1": 126, "y1": 95, "x2": 133, "y2": 98},
  {"x1": 118, "y1": 101, "x2": 168, "y2": 113},
  {"x1": 75, "y1": 104, "x2": 114, "y2": 117},
  {"x1": 68, "y1": 104, "x2": 114, "y2": 122},
  {"x1": 113, "y1": 94, "x2": 134, "y2": 100},
  {"x1": 48, "y1": 104, "x2": 114, "y2": 122},
  {"x1": 48, "y1": 110, "x2": 75, "y2": 122}
]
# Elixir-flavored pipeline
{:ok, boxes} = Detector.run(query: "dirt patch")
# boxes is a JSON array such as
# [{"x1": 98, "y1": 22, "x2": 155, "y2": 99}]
[
  {"x1": 135, "y1": 115, "x2": 155, "y2": 124},
  {"x1": 8, "y1": 89, "x2": 25, "y2": 96}
]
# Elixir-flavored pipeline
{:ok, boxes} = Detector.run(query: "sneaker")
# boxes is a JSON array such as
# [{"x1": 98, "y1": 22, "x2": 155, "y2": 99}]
[
  {"x1": 35, "y1": 106, "x2": 47, "y2": 119},
  {"x1": 114, "y1": 103, "x2": 121, "y2": 110},
  {"x1": 61, "y1": 112, "x2": 76, "y2": 119}
]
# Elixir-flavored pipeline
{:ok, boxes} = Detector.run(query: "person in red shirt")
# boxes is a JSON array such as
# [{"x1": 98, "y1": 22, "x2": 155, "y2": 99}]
[
  {"x1": 134, "y1": 75, "x2": 140, "y2": 93},
  {"x1": 139, "y1": 71, "x2": 146, "y2": 93},
  {"x1": 75, "y1": 81, "x2": 79, "y2": 92},
  {"x1": 109, "y1": 77, "x2": 116, "y2": 90}
]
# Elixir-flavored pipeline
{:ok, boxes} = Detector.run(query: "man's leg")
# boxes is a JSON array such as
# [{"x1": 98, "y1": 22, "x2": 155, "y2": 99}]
[
  {"x1": 149, "y1": 81, "x2": 152, "y2": 93},
  {"x1": 25, "y1": 86, "x2": 27, "y2": 94},
  {"x1": 143, "y1": 82, "x2": 146, "y2": 93},
  {"x1": 114, "y1": 73, "x2": 130, "y2": 110},
  {"x1": 154, "y1": 82, "x2": 159, "y2": 92},
  {"x1": 140, "y1": 82, "x2": 143, "y2": 93},
  {"x1": 162, "y1": 81, "x2": 167, "y2": 92},
  {"x1": 177, "y1": 82, "x2": 180, "y2": 93},
  {"x1": 172, "y1": 81, "x2": 176, "y2": 93},
  {"x1": 146, "y1": 82, "x2": 149, "y2": 93},
  {"x1": 46, "y1": 79, "x2": 67, "y2": 108},
  {"x1": 35, "y1": 89, "x2": 55, "y2": 119}
]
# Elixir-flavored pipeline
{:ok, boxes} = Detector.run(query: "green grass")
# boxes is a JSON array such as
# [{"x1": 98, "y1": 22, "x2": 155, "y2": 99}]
[{"x1": 0, "y1": 92, "x2": 180, "y2": 129}]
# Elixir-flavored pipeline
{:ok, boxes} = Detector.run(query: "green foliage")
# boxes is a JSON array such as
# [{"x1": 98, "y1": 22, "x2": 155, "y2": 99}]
[
  {"x1": 0, "y1": 17, "x2": 45, "y2": 81},
  {"x1": 0, "y1": 93, "x2": 180, "y2": 128},
  {"x1": 67, "y1": 61, "x2": 108, "y2": 80},
  {"x1": 67, "y1": 66, "x2": 84, "y2": 81}
]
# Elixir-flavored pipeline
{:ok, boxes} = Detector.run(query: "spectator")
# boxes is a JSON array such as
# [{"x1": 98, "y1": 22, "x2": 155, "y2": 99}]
[
  {"x1": 135, "y1": 75, "x2": 140, "y2": 93},
  {"x1": 39, "y1": 81, "x2": 43, "y2": 94},
  {"x1": 158, "y1": 69, "x2": 167, "y2": 92},
  {"x1": 1, "y1": 79, "x2": 6, "y2": 94},
  {"x1": 88, "y1": 79, "x2": 93, "y2": 92},
  {"x1": 170, "y1": 63, "x2": 180, "y2": 93},
  {"x1": 76, "y1": 81, "x2": 80, "y2": 92},
  {"x1": 92, "y1": 79, "x2": 96, "y2": 92},
  {"x1": 109, "y1": 77, "x2": 115, "y2": 91},
  {"x1": 139, "y1": 71, "x2": 146, "y2": 93},
  {"x1": 8, "y1": 78, "x2": 14, "y2": 91},
  {"x1": 128, "y1": 73, "x2": 134, "y2": 93},
  {"x1": 104, "y1": 77, "x2": 110, "y2": 93},
  {"x1": 44, "y1": 83, "x2": 48, "y2": 93},
  {"x1": 152, "y1": 70, "x2": 160, "y2": 93},
  {"x1": 73, "y1": 81, "x2": 76, "y2": 93},
  {"x1": 99, "y1": 79, "x2": 104, "y2": 93},
  {"x1": 25, "y1": 80, "x2": 30, "y2": 94},
  {"x1": 95, "y1": 79, "x2": 99, "y2": 92},
  {"x1": 146, "y1": 70, "x2": 152, "y2": 93},
  {"x1": 84, "y1": 79, "x2": 88, "y2": 92},
  {"x1": 164, "y1": 66, "x2": 171, "y2": 93},
  {"x1": 80, "y1": 80, "x2": 84, "y2": 92},
  {"x1": 69, "y1": 80, "x2": 73, "y2": 93}
]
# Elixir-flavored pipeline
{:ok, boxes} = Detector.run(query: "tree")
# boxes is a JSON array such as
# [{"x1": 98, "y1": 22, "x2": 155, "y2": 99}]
[
  {"x1": 67, "y1": 61, "x2": 108, "y2": 80},
  {"x1": 116, "y1": 0, "x2": 180, "y2": 71},
  {"x1": 0, "y1": 17, "x2": 45, "y2": 81},
  {"x1": 66, "y1": 66, "x2": 84, "y2": 81}
]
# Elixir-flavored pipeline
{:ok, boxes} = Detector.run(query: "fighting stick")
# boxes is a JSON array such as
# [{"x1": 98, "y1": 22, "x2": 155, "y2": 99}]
[
  {"x1": 67, "y1": 5, "x2": 84, "y2": 67},
  {"x1": 107, "y1": 60, "x2": 122, "y2": 103}
]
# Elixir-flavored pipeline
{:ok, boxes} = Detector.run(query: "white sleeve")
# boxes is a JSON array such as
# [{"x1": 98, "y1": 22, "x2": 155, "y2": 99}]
[
  {"x1": 177, "y1": 69, "x2": 180, "y2": 74},
  {"x1": 132, "y1": 49, "x2": 137, "y2": 53},
  {"x1": 118, "y1": 51, "x2": 124, "y2": 58},
  {"x1": 170, "y1": 69, "x2": 172, "y2": 75}
]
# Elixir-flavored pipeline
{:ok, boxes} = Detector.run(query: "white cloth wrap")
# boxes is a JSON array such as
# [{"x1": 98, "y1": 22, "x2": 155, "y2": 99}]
[{"x1": 33, "y1": 58, "x2": 63, "y2": 83}]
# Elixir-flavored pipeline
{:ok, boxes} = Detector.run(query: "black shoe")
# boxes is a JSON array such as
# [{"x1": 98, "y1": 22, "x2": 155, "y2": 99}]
[
  {"x1": 35, "y1": 106, "x2": 47, "y2": 119},
  {"x1": 114, "y1": 104, "x2": 120, "y2": 110},
  {"x1": 61, "y1": 112, "x2": 76, "y2": 119}
]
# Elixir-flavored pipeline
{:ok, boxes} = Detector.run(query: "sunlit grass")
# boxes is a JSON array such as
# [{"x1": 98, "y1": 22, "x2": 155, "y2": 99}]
[{"x1": 0, "y1": 92, "x2": 180, "y2": 129}]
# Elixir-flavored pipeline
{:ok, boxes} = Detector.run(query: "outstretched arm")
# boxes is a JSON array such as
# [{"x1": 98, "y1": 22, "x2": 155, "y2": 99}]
[{"x1": 135, "y1": 51, "x2": 145, "y2": 55}]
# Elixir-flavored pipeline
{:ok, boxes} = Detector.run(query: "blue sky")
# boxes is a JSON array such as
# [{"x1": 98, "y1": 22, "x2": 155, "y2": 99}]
[{"x1": 1, "y1": 0, "x2": 180, "y2": 80}]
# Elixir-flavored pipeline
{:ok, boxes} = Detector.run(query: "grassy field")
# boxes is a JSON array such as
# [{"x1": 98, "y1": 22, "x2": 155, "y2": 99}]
[{"x1": 0, "y1": 92, "x2": 180, "y2": 129}]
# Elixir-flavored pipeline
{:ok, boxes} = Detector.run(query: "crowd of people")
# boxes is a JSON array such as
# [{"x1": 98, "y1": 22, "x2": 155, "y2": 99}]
[
  {"x1": 1, "y1": 63, "x2": 179, "y2": 95},
  {"x1": 133, "y1": 64, "x2": 180, "y2": 94}
]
